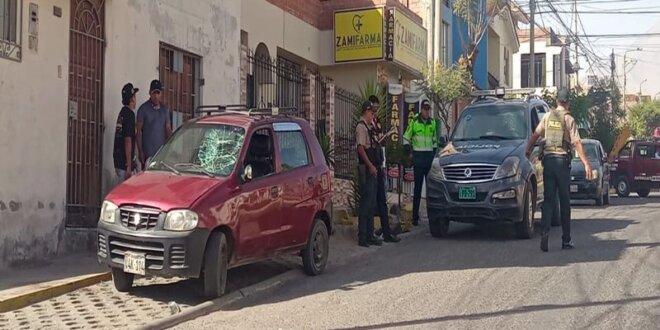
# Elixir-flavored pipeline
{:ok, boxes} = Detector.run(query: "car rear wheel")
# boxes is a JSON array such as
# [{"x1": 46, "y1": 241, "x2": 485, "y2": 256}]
[
  {"x1": 428, "y1": 209, "x2": 449, "y2": 238},
  {"x1": 202, "y1": 231, "x2": 229, "y2": 298},
  {"x1": 515, "y1": 184, "x2": 535, "y2": 239},
  {"x1": 616, "y1": 177, "x2": 630, "y2": 197},
  {"x1": 111, "y1": 268, "x2": 134, "y2": 292},
  {"x1": 603, "y1": 183, "x2": 610, "y2": 205},
  {"x1": 302, "y1": 218, "x2": 329, "y2": 276},
  {"x1": 637, "y1": 189, "x2": 651, "y2": 198}
]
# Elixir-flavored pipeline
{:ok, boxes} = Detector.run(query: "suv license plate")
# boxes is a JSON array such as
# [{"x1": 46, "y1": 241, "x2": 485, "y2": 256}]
[
  {"x1": 570, "y1": 184, "x2": 578, "y2": 193},
  {"x1": 458, "y1": 186, "x2": 476, "y2": 200},
  {"x1": 124, "y1": 252, "x2": 146, "y2": 275}
]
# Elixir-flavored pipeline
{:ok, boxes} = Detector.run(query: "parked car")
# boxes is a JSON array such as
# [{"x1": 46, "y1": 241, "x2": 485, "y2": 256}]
[
  {"x1": 97, "y1": 107, "x2": 333, "y2": 298},
  {"x1": 426, "y1": 89, "x2": 548, "y2": 239},
  {"x1": 611, "y1": 139, "x2": 660, "y2": 197},
  {"x1": 569, "y1": 139, "x2": 610, "y2": 205}
]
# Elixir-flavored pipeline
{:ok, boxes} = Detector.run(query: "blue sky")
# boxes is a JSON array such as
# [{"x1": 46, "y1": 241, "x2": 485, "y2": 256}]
[{"x1": 518, "y1": 0, "x2": 660, "y2": 95}]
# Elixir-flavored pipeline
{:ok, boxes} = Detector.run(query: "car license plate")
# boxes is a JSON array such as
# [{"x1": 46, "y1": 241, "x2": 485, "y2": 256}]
[
  {"x1": 570, "y1": 185, "x2": 578, "y2": 193},
  {"x1": 458, "y1": 186, "x2": 476, "y2": 200},
  {"x1": 124, "y1": 251, "x2": 146, "y2": 276}
]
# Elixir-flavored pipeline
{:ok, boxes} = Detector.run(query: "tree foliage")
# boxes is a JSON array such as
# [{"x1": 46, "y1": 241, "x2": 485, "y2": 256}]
[
  {"x1": 419, "y1": 63, "x2": 472, "y2": 134},
  {"x1": 629, "y1": 100, "x2": 660, "y2": 139}
]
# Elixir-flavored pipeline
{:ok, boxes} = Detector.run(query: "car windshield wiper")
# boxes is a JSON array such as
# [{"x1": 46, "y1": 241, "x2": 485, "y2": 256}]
[
  {"x1": 477, "y1": 135, "x2": 517, "y2": 140},
  {"x1": 174, "y1": 163, "x2": 215, "y2": 178},
  {"x1": 159, "y1": 160, "x2": 181, "y2": 175}
]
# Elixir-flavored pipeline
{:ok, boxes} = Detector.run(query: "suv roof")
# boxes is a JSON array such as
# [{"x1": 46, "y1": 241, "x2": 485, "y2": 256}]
[{"x1": 191, "y1": 105, "x2": 304, "y2": 128}]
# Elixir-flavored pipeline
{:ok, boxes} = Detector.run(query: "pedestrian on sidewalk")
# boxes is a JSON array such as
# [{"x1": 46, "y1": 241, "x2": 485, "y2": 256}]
[
  {"x1": 113, "y1": 83, "x2": 139, "y2": 182},
  {"x1": 403, "y1": 100, "x2": 439, "y2": 226},
  {"x1": 356, "y1": 101, "x2": 384, "y2": 247},
  {"x1": 137, "y1": 79, "x2": 172, "y2": 168},
  {"x1": 526, "y1": 88, "x2": 592, "y2": 252},
  {"x1": 369, "y1": 95, "x2": 400, "y2": 243}
]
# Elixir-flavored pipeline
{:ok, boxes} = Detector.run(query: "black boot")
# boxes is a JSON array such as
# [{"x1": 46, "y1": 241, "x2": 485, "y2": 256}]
[
  {"x1": 562, "y1": 241, "x2": 575, "y2": 250},
  {"x1": 383, "y1": 234, "x2": 401, "y2": 243},
  {"x1": 540, "y1": 233, "x2": 549, "y2": 252},
  {"x1": 368, "y1": 236, "x2": 383, "y2": 246}
]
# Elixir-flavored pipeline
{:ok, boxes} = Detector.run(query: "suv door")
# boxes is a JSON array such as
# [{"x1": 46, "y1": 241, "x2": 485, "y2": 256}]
[
  {"x1": 598, "y1": 143, "x2": 611, "y2": 189},
  {"x1": 272, "y1": 122, "x2": 316, "y2": 249},
  {"x1": 234, "y1": 127, "x2": 283, "y2": 260},
  {"x1": 529, "y1": 105, "x2": 544, "y2": 204}
]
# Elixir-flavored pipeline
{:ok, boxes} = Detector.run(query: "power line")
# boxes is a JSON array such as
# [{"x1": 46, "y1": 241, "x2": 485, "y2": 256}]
[{"x1": 537, "y1": 10, "x2": 660, "y2": 14}]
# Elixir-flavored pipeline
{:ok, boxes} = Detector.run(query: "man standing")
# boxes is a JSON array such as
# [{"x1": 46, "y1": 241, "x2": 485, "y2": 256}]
[
  {"x1": 368, "y1": 95, "x2": 400, "y2": 243},
  {"x1": 403, "y1": 100, "x2": 439, "y2": 226},
  {"x1": 137, "y1": 79, "x2": 172, "y2": 167},
  {"x1": 526, "y1": 89, "x2": 592, "y2": 252},
  {"x1": 356, "y1": 101, "x2": 384, "y2": 247},
  {"x1": 113, "y1": 83, "x2": 139, "y2": 181}
]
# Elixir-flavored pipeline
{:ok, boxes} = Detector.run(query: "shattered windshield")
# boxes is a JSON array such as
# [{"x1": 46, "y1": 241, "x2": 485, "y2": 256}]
[
  {"x1": 452, "y1": 105, "x2": 527, "y2": 141},
  {"x1": 148, "y1": 123, "x2": 245, "y2": 177}
]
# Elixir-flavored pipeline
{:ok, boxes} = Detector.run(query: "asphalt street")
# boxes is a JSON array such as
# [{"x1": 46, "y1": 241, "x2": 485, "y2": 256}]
[{"x1": 176, "y1": 195, "x2": 660, "y2": 330}]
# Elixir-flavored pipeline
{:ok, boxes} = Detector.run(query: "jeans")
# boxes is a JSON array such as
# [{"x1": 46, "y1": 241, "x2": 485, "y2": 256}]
[
  {"x1": 376, "y1": 168, "x2": 392, "y2": 236},
  {"x1": 541, "y1": 155, "x2": 572, "y2": 243},
  {"x1": 358, "y1": 165, "x2": 377, "y2": 241}
]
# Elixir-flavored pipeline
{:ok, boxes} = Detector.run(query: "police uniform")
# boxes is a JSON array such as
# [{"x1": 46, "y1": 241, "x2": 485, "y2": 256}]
[
  {"x1": 356, "y1": 102, "x2": 384, "y2": 246},
  {"x1": 403, "y1": 100, "x2": 440, "y2": 225},
  {"x1": 535, "y1": 104, "x2": 581, "y2": 248}
]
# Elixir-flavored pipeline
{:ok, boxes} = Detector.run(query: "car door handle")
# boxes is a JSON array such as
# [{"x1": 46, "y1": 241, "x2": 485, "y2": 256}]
[
  {"x1": 307, "y1": 177, "x2": 314, "y2": 186},
  {"x1": 270, "y1": 186, "x2": 281, "y2": 197}
]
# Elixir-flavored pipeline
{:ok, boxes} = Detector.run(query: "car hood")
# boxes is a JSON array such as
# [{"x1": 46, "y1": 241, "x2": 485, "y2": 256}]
[
  {"x1": 105, "y1": 171, "x2": 226, "y2": 211},
  {"x1": 571, "y1": 160, "x2": 602, "y2": 174},
  {"x1": 438, "y1": 139, "x2": 525, "y2": 165}
]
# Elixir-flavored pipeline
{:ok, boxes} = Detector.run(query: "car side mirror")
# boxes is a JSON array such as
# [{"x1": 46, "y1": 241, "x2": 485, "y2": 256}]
[{"x1": 242, "y1": 165, "x2": 253, "y2": 182}]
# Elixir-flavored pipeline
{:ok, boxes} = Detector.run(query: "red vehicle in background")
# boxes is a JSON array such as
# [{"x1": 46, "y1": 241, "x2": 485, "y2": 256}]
[
  {"x1": 611, "y1": 139, "x2": 660, "y2": 197},
  {"x1": 97, "y1": 106, "x2": 333, "y2": 298}
]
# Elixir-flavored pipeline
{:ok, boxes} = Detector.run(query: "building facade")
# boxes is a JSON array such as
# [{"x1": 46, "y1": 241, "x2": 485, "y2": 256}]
[
  {"x1": 0, "y1": 0, "x2": 241, "y2": 269},
  {"x1": 486, "y1": 1, "x2": 519, "y2": 89}
]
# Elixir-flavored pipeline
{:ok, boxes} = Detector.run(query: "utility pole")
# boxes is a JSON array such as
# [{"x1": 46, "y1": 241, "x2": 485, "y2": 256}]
[
  {"x1": 573, "y1": 0, "x2": 579, "y2": 88},
  {"x1": 529, "y1": 0, "x2": 535, "y2": 88},
  {"x1": 610, "y1": 49, "x2": 615, "y2": 86}
]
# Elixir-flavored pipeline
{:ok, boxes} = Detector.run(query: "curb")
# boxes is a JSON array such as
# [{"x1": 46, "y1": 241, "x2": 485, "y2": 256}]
[
  {"x1": 0, "y1": 272, "x2": 111, "y2": 313},
  {"x1": 137, "y1": 226, "x2": 427, "y2": 330}
]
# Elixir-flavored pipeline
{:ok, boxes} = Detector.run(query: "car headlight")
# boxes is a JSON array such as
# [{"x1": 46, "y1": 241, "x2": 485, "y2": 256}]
[
  {"x1": 494, "y1": 157, "x2": 520, "y2": 180},
  {"x1": 99, "y1": 201, "x2": 118, "y2": 223},
  {"x1": 428, "y1": 158, "x2": 445, "y2": 181},
  {"x1": 164, "y1": 210, "x2": 199, "y2": 231}
]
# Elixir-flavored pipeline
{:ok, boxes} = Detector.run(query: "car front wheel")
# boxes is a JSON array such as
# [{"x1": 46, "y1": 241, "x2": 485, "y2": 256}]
[
  {"x1": 515, "y1": 184, "x2": 535, "y2": 239},
  {"x1": 302, "y1": 219, "x2": 329, "y2": 276},
  {"x1": 202, "y1": 231, "x2": 229, "y2": 298},
  {"x1": 428, "y1": 208, "x2": 449, "y2": 238}
]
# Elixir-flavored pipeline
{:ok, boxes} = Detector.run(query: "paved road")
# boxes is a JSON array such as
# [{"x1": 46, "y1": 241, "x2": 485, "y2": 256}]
[{"x1": 177, "y1": 195, "x2": 660, "y2": 330}]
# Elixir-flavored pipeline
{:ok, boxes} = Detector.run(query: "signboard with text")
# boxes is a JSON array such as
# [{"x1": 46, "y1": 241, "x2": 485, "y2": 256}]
[
  {"x1": 387, "y1": 83, "x2": 404, "y2": 143},
  {"x1": 393, "y1": 9, "x2": 428, "y2": 73},
  {"x1": 334, "y1": 8, "x2": 385, "y2": 63}
]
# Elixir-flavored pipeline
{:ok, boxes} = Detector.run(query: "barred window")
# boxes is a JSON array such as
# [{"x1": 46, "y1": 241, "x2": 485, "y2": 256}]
[{"x1": 0, "y1": 0, "x2": 21, "y2": 61}]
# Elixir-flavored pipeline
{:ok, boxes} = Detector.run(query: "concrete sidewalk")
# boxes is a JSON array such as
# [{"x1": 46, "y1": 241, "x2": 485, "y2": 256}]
[{"x1": 0, "y1": 253, "x2": 109, "y2": 312}]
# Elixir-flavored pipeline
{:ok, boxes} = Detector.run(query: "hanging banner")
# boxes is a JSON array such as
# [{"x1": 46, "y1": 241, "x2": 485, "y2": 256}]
[
  {"x1": 387, "y1": 83, "x2": 404, "y2": 143},
  {"x1": 403, "y1": 100, "x2": 418, "y2": 136},
  {"x1": 384, "y1": 8, "x2": 395, "y2": 61},
  {"x1": 393, "y1": 9, "x2": 428, "y2": 74}
]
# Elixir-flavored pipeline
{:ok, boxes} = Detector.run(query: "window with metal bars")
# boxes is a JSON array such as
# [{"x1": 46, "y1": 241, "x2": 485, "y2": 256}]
[
  {"x1": 0, "y1": 0, "x2": 21, "y2": 61},
  {"x1": 159, "y1": 43, "x2": 202, "y2": 129}
]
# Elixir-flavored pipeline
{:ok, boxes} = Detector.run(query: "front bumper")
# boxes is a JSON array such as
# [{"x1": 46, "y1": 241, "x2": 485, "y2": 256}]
[
  {"x1": 97, "y1": 221, "x2": 210, "y2": 278},
  {"x1": 426, "y1": 175, "x2": 526, "y2": 223},
  {"x1": 569, "y1": 179, "x2": 599, "y2": 199}
]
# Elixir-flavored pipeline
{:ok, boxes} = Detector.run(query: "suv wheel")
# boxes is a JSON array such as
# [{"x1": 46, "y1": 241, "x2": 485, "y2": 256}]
[
  {"x1": 202, "y1": 231, "x2": 229, "y2": 298},
  {"x1": 637, "y1": 188, "x2": 651, "y2": 198},
  {"x1": 428, "y1": 208, "x2": 449, "y2": 238},
  {"x1": 111, "y1": 268, "x2": 134, "y2": 292},
  {"x1": 603, "y1": 183, "x2": 610, "y2": 205},
  {"x1": 616, "y1": 177, "x2": 630, "y2": 197},
  {"x1": 302, "y1": 219, "x2": 329, "y2": 276},
  {"x1": 515, "y1": 184, "x2": 535, "y2": 239}
]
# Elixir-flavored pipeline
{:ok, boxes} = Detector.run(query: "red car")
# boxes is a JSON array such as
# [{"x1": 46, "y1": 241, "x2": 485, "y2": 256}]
[
  {"x1": 97, "y1": 107, "x2": 333, "y2": 297},
  {"x1": 611, "y1": 139, "x2": 660, "y2": 197}
]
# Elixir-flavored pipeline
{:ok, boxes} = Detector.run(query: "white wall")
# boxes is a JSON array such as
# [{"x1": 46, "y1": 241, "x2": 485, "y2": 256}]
[
  {"x1": 103, "y1": 0, "x2": 241, "y2": 193},
  {"x1": 0, "y1": 0, "x2": 70, "y2": 268},
  {"x1": 241, "y1": 0, "x2": 332, "y2": 65}
]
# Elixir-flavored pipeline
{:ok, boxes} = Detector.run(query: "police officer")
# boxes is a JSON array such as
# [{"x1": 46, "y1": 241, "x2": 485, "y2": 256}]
[
  {"x1": 356, "y1": 101, "x2": 384, "y2": 247},
  {"x1": 403, "y1": 100, "x2": 439, "y2": 226},
  {"x1": 526, "y1": 89, "x2": 592, "y2": 252},
  {"x1": 368, "y1": 95, "x2": 401, "y2": 243}
]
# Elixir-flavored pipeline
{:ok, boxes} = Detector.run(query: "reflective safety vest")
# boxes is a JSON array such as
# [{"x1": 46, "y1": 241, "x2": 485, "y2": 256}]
[
  {"x1": 544, "y1": 108, "x2": 570, "y2": 154},
  {"x1": 403, "y1": 115, "x2": 438, "y2": 152}
]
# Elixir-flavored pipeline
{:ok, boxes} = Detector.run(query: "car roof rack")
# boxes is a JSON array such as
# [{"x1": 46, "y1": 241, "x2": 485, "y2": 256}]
[
  {"x1": 194, "y1": 105, "x2": 299, "y2": 118},
  {"x1": 471, "y1": 88, "x2": 540, "y2": 104}
]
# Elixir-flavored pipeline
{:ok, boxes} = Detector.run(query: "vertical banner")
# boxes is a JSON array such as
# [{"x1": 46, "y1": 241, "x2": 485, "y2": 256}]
[
  {"x1": 384, "y1": 8, "x2": 395, "y2": 61},
  {"x1": 387, "y1": 83, "x2": 404, "y2": 143},
  {"x1": 403, "y1": 100, "x2": 418, "y2": 137}
]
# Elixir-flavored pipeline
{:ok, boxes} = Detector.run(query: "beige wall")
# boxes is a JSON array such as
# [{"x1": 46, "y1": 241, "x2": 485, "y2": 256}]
[
  {"x1": 0, "y1": 0, "x2": 70, "y2": 268},
  {"x1": 103, "y1": 0, "x2": 241, "y2": 193}
]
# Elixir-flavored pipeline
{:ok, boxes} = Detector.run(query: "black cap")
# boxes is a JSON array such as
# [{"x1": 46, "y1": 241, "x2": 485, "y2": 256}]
[
  {"x1": 557, "y1": 88, "x2": 570, "y2": 102},
  {"x1": 149, "y1": 79, "x2": 163, "y2": 93},
  {"x1": 361, "y1": 101, "x2": 373, "y2": 113},
  {"x1": 421, "y1": 100, "x2": 431, "y2": 108},
  {"x1": 121, "y1": 83, "x2": 139, "y2": 103}
]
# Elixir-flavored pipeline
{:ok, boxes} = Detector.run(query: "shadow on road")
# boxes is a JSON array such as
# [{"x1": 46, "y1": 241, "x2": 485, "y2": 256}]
[{"x1": 331, "y1": 295, "x2": 660, "y2": 330}]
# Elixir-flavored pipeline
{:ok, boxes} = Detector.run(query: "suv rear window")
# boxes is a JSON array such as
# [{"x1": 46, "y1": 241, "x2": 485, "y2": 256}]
[{"x1": 452, "y1": 105, "x2": 527, "y2": 141}]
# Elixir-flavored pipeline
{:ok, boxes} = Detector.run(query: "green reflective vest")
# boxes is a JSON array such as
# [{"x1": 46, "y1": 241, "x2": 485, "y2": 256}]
[{"x1": 403, "y1": 115, "x2": 438, "y2": 152}]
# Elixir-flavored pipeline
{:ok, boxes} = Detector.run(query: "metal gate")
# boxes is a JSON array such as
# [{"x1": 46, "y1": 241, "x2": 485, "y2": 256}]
[{"x1": 66, "y1": 0, "x2": 105, "y2": 227}]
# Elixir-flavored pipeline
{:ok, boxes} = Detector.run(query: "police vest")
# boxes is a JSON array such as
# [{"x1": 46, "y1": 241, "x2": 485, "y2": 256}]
[
  {"x1": 356, "y1": 121, "x2": 384, "y2": 166},
  {"x1": 405, "y1": 116, "x2": 437, "y2": 152},
  {"x1": 544, "y1": 109, "x2": 571, "y2": 154}
]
